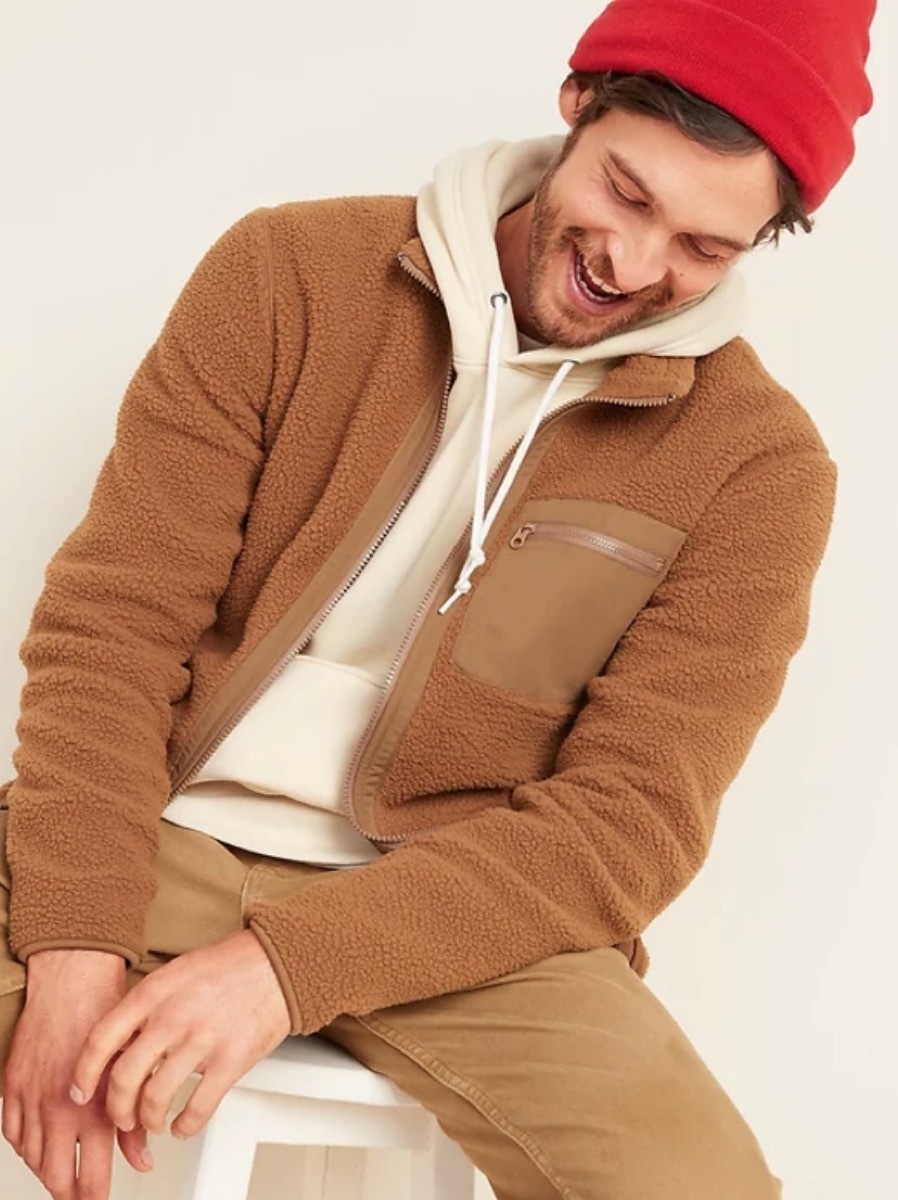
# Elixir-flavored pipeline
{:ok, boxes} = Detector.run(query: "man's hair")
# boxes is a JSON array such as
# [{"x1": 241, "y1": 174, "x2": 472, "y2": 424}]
[{"x1": 567, "y1": 71, "x2": 813, "y2": 246}]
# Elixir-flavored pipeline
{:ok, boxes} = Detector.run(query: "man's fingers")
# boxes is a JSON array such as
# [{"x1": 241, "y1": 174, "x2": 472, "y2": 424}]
[
  {"x1": 77, "y1": 1123, "x2": 116, "y2": 1200},
  {"x1": 170, "y1": 1065, "x2": 233, "y2": 1140},
  {"x1": 0, "y1": 1093, "x2": 23, "y2": 1152},
  {"x1": 37, "y1": 1127, "x2": 77, "y2": 1200},
  {"x1": 137, "y1": 1045, "x2": 205, "y2": 1135},
  {"x1": 20, "y1": 1111, "x2": 43, "y2": 1174},
  {"x1": 71, "y1": 997, "x2": 144, "y2": 1104},
  {"x1": 117, "y1": 1123, "x2": 153, "y2": 1173},
  {"x1": 104, "y1": 1029, "x2": 175, "y2": 1132}
]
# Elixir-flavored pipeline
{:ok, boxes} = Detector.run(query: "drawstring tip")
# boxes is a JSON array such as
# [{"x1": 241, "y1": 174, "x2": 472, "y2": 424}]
[
  {"x1": 438, "y1": 589, "x2": 464, "y2": 616},
  {"x1": 439, "y1": 575, "x2": 476, "y2": 614},
  {"x1": 439, "y1": 550, "x2": 485, "y2": 616}
]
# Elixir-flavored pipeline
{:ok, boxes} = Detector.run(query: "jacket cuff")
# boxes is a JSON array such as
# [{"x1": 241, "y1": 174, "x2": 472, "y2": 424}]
[
  {"x1": 8, "y1": 869, "x2": 151, "y2": 970},
  {"x1": 16, "y1": 938, "x2": 139, "y2": 969},
  {"x1": 248, "y1": 919, "x2": 305, "y2": 1035}
]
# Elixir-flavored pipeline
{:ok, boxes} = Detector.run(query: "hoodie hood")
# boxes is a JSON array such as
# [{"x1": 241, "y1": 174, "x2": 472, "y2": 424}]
[
  {"x1": 417, "y1": 136, "x2": 749, "y2": 614},
  {"x1": 416, "y1": 135, "x2": 747, "y2": 371}
]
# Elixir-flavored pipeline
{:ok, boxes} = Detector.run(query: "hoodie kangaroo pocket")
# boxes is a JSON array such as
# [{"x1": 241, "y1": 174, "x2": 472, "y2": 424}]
[{"x1": 453, "y1": 498, "x2": 686, "y2": 704}]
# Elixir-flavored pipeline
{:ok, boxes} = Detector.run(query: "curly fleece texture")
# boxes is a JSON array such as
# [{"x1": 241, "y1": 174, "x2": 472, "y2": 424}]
[{"x1": 2, "y1": 200, "x2": 836, "y2": 1035}]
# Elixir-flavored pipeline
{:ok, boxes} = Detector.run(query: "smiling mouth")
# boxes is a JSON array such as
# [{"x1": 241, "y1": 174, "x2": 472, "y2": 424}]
[{"x1": 572, "y1": 249, "x2": 631, "y2": 308}]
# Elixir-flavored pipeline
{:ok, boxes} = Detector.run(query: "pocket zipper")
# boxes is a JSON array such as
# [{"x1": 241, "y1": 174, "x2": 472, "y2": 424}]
[{"x1": 509, "y1": 521, "x2": 666, "y2": 576}]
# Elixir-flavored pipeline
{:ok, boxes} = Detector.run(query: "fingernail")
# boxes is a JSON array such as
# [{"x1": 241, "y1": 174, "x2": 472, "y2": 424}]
[
  {"x1": 69, "y1": 1085, "x2": 86, "y2": 1105},
  {"x1": 140, "y1": 1148, "x2": 154, "y2": 1170}
]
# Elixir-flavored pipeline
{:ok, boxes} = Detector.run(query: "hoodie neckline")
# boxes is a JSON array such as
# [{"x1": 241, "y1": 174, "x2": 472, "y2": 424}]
[{"x1": 399, "y1": 243, "x2": 696, "y2": 404}]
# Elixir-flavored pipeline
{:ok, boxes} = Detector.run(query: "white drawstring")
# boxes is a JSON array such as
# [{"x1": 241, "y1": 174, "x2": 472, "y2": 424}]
[{"x1": 439, "y1": 294, "x2": 577, "y2": 615}]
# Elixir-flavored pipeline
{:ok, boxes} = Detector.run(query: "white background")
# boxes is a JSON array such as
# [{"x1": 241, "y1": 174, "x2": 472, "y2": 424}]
[{"x1": 1, "y1": 2, "x2": 895, "y2": 1198}]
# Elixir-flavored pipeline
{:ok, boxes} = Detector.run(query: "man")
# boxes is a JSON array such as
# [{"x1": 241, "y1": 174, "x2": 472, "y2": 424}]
[{"x1": 0, "y1": 0, "x2": 877, "y2": 1197}]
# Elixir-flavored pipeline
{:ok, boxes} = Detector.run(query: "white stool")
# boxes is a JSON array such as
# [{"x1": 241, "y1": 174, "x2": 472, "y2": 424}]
[{"x1": 178, "y1": 1035, "x2": 479, "y2": 1200}]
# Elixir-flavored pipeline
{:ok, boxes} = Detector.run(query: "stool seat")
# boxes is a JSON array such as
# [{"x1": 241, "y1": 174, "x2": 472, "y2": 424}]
[
  {"x1": 178, "y1": 1035, "x2": 479, "y2": 1200},
  {"x1": 236, "y1": 1033, "x2": 419, "y2": 1107}
]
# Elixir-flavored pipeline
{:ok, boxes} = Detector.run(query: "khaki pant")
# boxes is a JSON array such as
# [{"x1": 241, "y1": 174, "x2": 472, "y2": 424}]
[{"x1": 0, "y1": 814, "x2": 781, "y2": 1199}]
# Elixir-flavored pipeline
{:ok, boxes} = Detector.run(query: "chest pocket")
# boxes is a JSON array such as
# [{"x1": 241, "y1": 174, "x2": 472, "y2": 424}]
[{"x1": 453, "y1": 498, "x2": 686, "y2": 704}]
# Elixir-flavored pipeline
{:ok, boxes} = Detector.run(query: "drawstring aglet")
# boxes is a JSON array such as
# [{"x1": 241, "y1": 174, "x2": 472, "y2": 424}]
[
  {"x1": 438, "y1": 584, "x2": 469, "y2": 615},
  {"x1": 439, "y1": 548, "x2": 486, "y2": 615}
]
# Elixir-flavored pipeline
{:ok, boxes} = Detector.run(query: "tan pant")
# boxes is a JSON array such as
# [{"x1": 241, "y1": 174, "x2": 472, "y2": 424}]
[{"x1": 0, "y1": 813, "x2": 781, "y2": 1199}]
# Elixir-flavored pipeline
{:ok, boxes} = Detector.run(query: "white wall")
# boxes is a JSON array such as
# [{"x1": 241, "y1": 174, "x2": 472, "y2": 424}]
[{"x1": 1, "y1": 2, "x2": 895, "y2": 1198}]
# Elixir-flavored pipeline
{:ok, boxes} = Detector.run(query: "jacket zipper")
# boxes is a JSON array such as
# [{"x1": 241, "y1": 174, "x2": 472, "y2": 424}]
[
  {"x1": 171, "y1": 396, "x2": 453, "y2": 791},
  {"x1": 342, "y1": 390, "x2": 673, "y2": 845},
  {"x1": 172, "y1": 253, "x2": 445, "y2": 793},
  {"x1": 508, "y1": 521, "x2": 666, "y2": 576},
  {"x1": 397, "y1": 252, "x2": 441, "y2": 298}
]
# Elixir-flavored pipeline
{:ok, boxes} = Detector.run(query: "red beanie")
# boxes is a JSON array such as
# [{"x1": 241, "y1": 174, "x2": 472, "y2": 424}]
[{"x1": 569, "y1": 0, "x2": 876, "y2": 211}]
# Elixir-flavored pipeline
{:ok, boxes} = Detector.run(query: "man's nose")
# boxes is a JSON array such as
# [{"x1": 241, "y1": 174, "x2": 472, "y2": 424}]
[{"x1": 607, "y1": 230, "x2": 669, "y2": 294}]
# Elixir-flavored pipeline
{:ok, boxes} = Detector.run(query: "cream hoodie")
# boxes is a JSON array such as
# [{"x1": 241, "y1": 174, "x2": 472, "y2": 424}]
[{"x1": 163, "y1": 137, "x2": 747, "y2": 864}]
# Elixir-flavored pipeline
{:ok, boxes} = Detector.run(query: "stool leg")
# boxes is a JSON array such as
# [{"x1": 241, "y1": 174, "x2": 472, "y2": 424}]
[
  {"x1": 411, "y1": 1125, "x2": 478, "y2": 1200},
  {"x1": 177, "y1": 1092, "x2": 259, "y2": 1200}
]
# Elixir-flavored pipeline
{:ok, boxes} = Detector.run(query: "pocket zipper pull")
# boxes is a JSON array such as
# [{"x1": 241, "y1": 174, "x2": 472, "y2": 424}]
[{"x1": 509, "y1": 524, "x2": 537, "y2": 549}]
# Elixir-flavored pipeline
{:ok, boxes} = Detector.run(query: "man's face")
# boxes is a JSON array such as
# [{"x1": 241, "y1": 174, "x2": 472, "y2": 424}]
[{"x1": 522, "y1": 93, "x2": 782, "y2": 347}]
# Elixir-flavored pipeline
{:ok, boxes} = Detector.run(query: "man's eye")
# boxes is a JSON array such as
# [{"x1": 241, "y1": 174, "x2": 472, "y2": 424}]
[
  {"x1": 684, "y1": 237, "x2": 726, "y2": 264},
  {"x1": 608, "y1": 179, "x2": 648, "y2": 210}
]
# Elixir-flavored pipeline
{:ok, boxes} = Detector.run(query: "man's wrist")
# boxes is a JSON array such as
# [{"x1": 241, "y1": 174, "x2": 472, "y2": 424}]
[{"x1": 26, "y1": 947, "x2": 127, "y2": 982}]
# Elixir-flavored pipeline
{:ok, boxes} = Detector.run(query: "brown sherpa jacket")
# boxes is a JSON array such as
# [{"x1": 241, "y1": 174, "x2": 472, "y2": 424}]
[{"x1": 2, "y1": 198, "x2": 836, "y2": 1035}]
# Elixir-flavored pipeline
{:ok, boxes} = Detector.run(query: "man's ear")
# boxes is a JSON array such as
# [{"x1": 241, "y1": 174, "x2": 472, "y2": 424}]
[{"x1": 559, "y1": 76, "x2": 593, "y2": 127}]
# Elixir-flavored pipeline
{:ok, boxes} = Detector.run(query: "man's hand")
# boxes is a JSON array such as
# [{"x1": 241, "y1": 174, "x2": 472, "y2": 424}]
[
  {"x1": 2, "y1": 948, "x2": 153, "y2": 1200},
  {"x1": 71, "y1": 930, "x2": 291, "y2": 1140}
]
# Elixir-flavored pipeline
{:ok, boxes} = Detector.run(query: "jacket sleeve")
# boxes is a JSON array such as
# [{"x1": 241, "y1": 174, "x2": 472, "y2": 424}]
[
  {"x1": 247, "y1": 448, "x2": 837, "y2": 1034},
  {"x1": 4, "y1": 209, "x2": 274, "y2": 965}
]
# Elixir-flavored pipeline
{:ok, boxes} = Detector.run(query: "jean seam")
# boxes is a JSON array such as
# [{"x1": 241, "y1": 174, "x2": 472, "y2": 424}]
[
  {"x1": 356, "y1": 1012, "x2": 581, "y2": 1200},
  {"x1": 0, "y1": 974, "x2": 24, "y2": 1000},
  {"x1": 238, "y1": 863, "x2": 261, "y2": 920}
]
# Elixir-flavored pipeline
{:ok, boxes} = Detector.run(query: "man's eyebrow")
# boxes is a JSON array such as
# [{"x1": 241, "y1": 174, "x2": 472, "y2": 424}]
[{"x1": 605, "y1": 149, "x2": 752, "y2": 254}]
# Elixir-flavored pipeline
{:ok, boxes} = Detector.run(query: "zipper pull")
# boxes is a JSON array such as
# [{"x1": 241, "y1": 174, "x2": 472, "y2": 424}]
[{"x1": 509, "y1": 524, "x2": 536, "y2": 550}]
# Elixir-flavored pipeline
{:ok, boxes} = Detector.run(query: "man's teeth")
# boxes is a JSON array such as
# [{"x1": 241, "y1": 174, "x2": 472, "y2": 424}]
[{"x1": 579, "y1": 254, "x2": 626, "y2": 298}]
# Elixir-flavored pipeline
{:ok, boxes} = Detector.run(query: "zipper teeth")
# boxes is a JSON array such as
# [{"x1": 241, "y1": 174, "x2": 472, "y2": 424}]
[
  {"x1": 341, "y1": 455, "x2": 516, "y2": 844},
  {"x1": 521, "y1": 522, "x2": 666, "y2": 574},
  {"x1": 343, "y1": 389, "x2": 674, "y2": 845},
  {"x1": 398, "y1": 253, "x2": 441, "y2": 298},
  {"x1": 173, "y1": 253, "x2": 441, "y2": 795},
  {"x1": 171, "y1": 365, "x2": 455, "y2": 797}
]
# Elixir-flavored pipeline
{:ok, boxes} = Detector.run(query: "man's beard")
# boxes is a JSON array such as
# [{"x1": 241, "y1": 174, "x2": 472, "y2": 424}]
[{"x1": 525, "y1": 161, "x2": 674, "y2": 349}]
